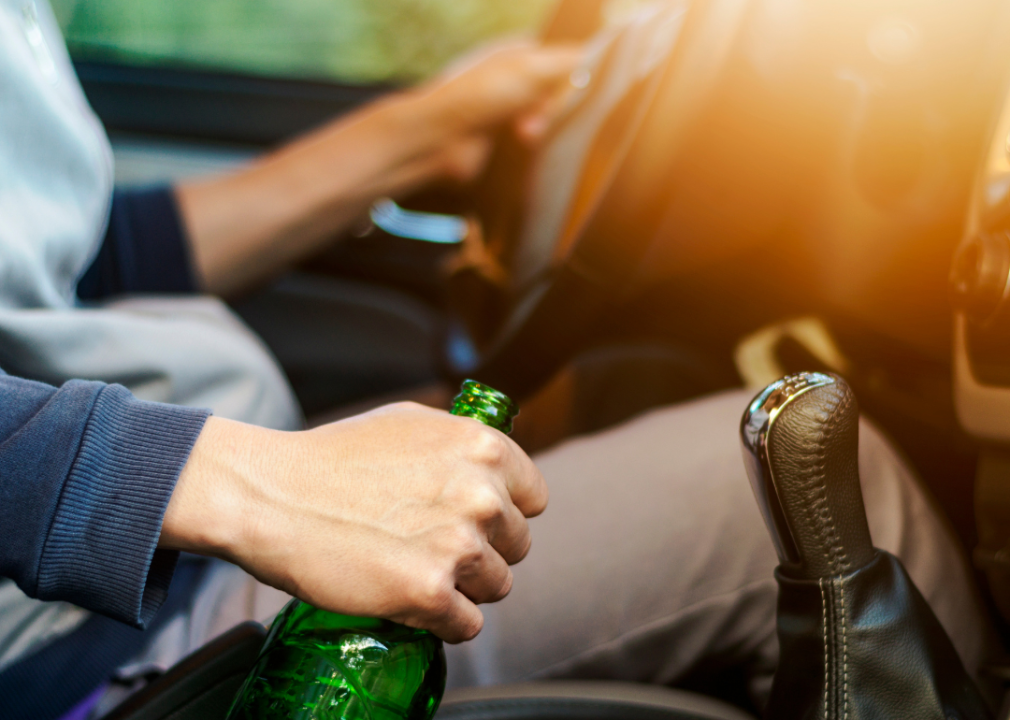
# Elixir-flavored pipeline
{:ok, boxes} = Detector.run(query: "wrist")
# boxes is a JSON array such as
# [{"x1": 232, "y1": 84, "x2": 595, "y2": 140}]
[
  {"x1": 376, "y1": 89, "x2": 497, "y2": 184},
  {"x1": 159, "y1": 416, "x2": 288, "y2": 564},
  {"x1": 362, "y1": 90, "x2": 462, "y2": 185},
  {"x1": 274, "y1": 90, "x2": 449, "y2": 217}
]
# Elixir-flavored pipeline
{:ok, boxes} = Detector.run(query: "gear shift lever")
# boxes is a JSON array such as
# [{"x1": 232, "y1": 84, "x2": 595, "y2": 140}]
[{"x1": 741, "y1": 372, "x2": 991, "y2": 720}]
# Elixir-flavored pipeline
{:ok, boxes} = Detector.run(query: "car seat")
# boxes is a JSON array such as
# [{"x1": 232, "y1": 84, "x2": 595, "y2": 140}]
[{"x1": 101, "y1": 624, "x2": 755, "y2": 720}]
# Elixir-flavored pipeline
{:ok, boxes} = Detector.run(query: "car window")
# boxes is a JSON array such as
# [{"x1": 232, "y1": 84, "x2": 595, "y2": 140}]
[{"x1": 50, "y1": 0, "x2": 557, "y2": 84}]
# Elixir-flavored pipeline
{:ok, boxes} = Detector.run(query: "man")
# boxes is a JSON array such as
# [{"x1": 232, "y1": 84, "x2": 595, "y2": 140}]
[{"x1": 0, "y1": 1, "x2": 989, "y2": 718}]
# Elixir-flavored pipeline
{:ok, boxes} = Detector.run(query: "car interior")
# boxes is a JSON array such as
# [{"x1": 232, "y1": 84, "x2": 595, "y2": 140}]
[{"x1": 49, "y1": 0, "x2": 1010, "y2": 717}]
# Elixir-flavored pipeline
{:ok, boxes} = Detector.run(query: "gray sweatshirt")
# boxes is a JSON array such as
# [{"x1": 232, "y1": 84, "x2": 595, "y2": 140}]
[{"x1": 0, "y1": 0, "x2": 299, "y2": 674}]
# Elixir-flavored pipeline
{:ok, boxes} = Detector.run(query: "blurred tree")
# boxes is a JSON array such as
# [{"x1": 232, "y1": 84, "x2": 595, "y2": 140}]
[{"x1": 50, "y1": 0, "x2": 555, "y2": 83}]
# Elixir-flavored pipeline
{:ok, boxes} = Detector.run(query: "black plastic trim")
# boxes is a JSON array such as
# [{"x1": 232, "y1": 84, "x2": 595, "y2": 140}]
[
  {"x1": 75, "y1": 61, "x2": 394, "y2": 146},
  {"x1": 103, "y1": 621, "x2": 265, "y2": 720}
]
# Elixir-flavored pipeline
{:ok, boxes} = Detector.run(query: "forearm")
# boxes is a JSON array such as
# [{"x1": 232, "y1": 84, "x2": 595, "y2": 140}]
[
  {"x1": 175, "y1": 42, "x2": 581, "y2": 297},
  {"x1": 0, "y1": 370, "x2": 208, "y2": 627},
  {"x1": 175, "y1": 91, "x2": 458, "y2": 297}
]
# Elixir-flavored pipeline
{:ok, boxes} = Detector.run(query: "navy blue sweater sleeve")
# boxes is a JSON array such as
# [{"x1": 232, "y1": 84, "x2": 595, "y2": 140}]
[
  {"x1": 0, "y1": 367, "x2": 209, "y2": 628},
  {"x1": 78, "y1": 186, "x2": 197, "y2": 301}
]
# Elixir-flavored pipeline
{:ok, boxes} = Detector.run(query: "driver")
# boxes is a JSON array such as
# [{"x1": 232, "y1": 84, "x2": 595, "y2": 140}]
[{"x1": 0, "y1": 2, "x2": 990, "y2": 718}]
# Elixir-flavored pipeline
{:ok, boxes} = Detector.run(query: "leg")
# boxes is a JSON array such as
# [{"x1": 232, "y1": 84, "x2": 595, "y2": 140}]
[
  {"x1": 112, "y1": 389, "x2": 989, "y2": 707},
  {"x1": 445, "y1": 389, "x2": 990, "y2": 704}
]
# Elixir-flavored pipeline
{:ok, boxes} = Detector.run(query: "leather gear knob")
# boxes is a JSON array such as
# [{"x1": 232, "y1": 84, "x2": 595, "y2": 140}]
[
  {"x1": 741, "y1": 372, "x2": 874, "y2": 580},
  {"x1": 741, "y1": 372, "x2": 992, "y2": 720}
]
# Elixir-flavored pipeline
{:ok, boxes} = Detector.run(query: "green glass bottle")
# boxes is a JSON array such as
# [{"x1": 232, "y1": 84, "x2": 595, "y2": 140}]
[{"x1": 226, "y1": 380, "x2": 518, "y2": 720}]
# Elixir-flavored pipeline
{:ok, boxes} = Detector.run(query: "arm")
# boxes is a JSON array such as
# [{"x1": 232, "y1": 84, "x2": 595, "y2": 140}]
[
  {"x1": 0, "y1": 369, "x2": 207, "y2": 627},
  {"x1": 160, "y1": 402, "x2": 548, "y2": 643},
  {"x1": 175, "y1": 42, "x2": 580, "y2": 297},
  {"x1": 0, "y1": 365, "x2": 547, "y2": 642},
  {"x1": 77, "y1": 187, "x2": 196, "y2": 301}
]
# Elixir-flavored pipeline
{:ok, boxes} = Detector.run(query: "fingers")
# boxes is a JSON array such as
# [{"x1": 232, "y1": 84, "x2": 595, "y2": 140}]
[
  {"x1": 416, "y1": 538, "x2": 510, "y2": 642},
  {"x1": 487, "y1": 496, "x2": 534, "y2": 564},
  {"x1": 438, "y1": 37, "x2": 580, "y2": 85},
  {"x1": 396, "y1": 539, "x2": 498, "y2": 643},
  {"x1": 269, "y1": 402, "x2": 549, "y2": 646},
  {"x1": 514, "y1": 92, "x2": 569, "y2": 143},
  {"x1": 455, "y1": 540, "x2": 514, "y2": 604},
  {"x1": 523, "y1": 44, "x2": 585, "y2": 88},
  {"x1": 500, "y1": 434, "x2": 550, "y2": 518},
  {"x1": 392, "y1": 558, "x2": 487, "y2": 643},
  {"x1": 456, "y1": 421, "x2": 546, "y2": 563},
  {"x1": 424, "y1": 590, "x2": 485, "y2": 644},
  {"x1": 429, "y1": 40, "x2": 586, "y2": 134},
  {"x1": 512, "y1": 45, "x2": 584, "y2": 143},
  {"x1": 455, "y1": 416, "x2": 547, "y2": 520},
  {"x1": 438, "y1": 134, "x2": 495, "y2": 183}
]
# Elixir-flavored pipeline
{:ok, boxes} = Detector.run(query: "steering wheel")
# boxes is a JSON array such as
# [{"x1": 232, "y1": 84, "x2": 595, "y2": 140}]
[
  {"x1": 445, "y1": 0, "x2": 758, "y2": 399},
  {"x1": 446, "y1": 0, "x2": 1010, "y2": 401}
]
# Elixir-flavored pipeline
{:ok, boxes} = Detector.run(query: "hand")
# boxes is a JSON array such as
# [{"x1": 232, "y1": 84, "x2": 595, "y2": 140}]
[
  {"x1": 176, "y1": 39, "x2": 582, "y2": 296},
  {"x1": 414, "y1": 40, "x2": 584, "y2": 181},
  {"x1": 159, "y1": 403, "x2": 548, "y2": 643}
]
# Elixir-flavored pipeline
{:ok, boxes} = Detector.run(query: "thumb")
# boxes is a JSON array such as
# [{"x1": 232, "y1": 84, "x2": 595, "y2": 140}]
[{"x1": 524, "y1": 44, "x2": 585, "y2": 88}]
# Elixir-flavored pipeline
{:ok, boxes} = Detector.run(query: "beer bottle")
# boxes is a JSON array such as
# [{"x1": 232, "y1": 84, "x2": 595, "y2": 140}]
[{"x1": 226, "y1": 380, "x2": 519, "y2": 720}]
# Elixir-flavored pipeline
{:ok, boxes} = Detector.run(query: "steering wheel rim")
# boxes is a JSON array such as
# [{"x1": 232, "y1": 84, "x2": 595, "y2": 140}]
[{"x1": 450, "y1": 0, "x2": 750, "y2": 399}]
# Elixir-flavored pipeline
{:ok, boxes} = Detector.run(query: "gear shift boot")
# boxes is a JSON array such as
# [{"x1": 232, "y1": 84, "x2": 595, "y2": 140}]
[
  {"x1": 741, "y1": 373, "x2": 991, "y2": 720},
  {"x1": 774, "y1": 551, "x2": 989, "y2": 719}
]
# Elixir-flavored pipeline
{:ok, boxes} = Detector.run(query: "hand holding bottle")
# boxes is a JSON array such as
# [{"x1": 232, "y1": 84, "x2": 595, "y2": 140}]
[{"x1": 160, "y1": 401, "x2": 547, "y2": 643}]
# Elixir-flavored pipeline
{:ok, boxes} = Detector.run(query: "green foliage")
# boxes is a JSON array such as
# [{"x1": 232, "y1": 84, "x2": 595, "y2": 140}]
[{"x1": 50, "y1": 0, "x2": 555, "y2": 84}]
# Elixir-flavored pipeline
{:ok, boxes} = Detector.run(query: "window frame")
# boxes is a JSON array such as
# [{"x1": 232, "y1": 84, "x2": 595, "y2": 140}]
[{"x1": 77, "y1": 60, "x2": 394, "y2": 146}]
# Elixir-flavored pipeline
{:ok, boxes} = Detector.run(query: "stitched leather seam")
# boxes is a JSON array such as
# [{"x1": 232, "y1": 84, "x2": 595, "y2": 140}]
[
  {"x1": 807, "y1": 389, "x2": 849, "y2": 720},
  {"x1": 827, "y1": 391, "x2": 853, "y2": 574},
  {"x1": 805, "y1": 425, "x2": 845, "y2": 576},
  {"x1": 806, "y1": 389, "x2": 851, "y2": 577},
  {"x1": 795, "y1": 425, "x2": 834, "y2": 575},
  {"x1": 832, "y1": 577, "x2": 848, "y2": 718},
  {"x1": 820, "y1": 578, "x2": 829, "y2": 717},
  {"x1": 840, "y1": 577, "x2": 848, "y2": 718}
]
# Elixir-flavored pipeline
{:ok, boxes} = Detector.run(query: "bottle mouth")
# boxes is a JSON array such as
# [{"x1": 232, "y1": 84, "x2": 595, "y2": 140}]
[{"x1": 451, "y1": 380, "x2": 519, "y2": 434}]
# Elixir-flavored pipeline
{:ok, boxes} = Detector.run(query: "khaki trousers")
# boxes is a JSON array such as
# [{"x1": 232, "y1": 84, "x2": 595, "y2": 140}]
[{"x1": 113, "y1": 389, "x2": 989, "y2": 712}]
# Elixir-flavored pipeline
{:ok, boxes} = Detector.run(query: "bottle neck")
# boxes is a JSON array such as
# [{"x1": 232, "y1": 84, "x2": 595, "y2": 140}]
[{"x1": 450, "y1": 380, "x2": 518, "y2": 434}]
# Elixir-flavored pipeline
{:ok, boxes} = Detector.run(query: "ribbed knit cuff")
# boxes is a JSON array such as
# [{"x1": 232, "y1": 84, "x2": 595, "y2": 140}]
[
  {"x1": 36, "y1": 385, "x2": 209, "y2": 628},
  {"x1": 77, "y1": 186, "x2": 197, "y2": 301}
]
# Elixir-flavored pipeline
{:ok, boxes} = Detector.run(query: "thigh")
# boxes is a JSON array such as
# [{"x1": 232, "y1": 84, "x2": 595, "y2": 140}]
[
  {"x1": 445, "y1": 389, "x2": 989, "y2": 694},
  {"x1": 447, "y1": 389, "x2": 781, "y2": 690},
  {"x1": 118, "y1": 389, "x2": 988, "y2": 701}
]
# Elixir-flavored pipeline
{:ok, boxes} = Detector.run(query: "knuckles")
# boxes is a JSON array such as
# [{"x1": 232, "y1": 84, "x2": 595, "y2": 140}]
[
  {"x1": 468, "y1": 484, "x2": 507, "y2": 523},
  {"x1": 387, "y1": 400, "x2": 427, "y2": 414},
  {"x1": 407, "y1": 567, "x2": 457, "y2": 618},
  {"x1": 506, "y1": 532, "x2": 533, "y2": 565},
  {"x1": 465, "y1": 426, "x2": 510, "y2": 469},
  {"x1": 443, "y1": 522, "x2": 485, "y2": 564}
]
